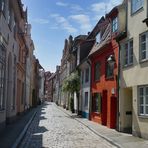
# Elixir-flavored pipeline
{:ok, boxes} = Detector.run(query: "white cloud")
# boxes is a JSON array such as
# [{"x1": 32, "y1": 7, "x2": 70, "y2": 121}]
[
  {"x1": 91, "y1": 2, "x2": 106, "y2": 13},
  {"x1": 70, "y1": 14, "x2": 91, "y2": 32},
  {"x1": 56, "y1": 2, "x2": 68, "y2": 7},
  {"x1": 91, "y1": 0, "x2": 123, "y2": 21},
  {"x1": 32, "y1": 18, "x2": 49, "y2": 24},
  {"x1": 70, "y1": 4, "x2": 83, "y2": 13},
  {"x1": 50, "y1": 14, "x2": 77, "y2": 33}
]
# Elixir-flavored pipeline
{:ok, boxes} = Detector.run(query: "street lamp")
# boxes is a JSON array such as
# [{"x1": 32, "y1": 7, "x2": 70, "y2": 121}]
[
  {"x1": 107, "y1": 54, "x2": 116, "y2": 95},
  {"x1": 107, "y1": 54, "x2": 116, "y2": 67}
]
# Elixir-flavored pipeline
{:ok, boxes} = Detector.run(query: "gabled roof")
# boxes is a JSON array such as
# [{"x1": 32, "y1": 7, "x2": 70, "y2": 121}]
[{"x1": 88, "y1": 23, "x2": 111, "y2": 57}]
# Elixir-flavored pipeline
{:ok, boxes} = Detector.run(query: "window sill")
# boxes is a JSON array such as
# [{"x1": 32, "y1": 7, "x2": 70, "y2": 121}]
[
  {"x1": 140, "y1": 58, "x2": 148, "y2": 64},
  {"x1": 138, "y1": 115, "x2": 148, "y2": 119},
  {"x1": 123, "y1": 63, "x2": 133, "y2": 69},
  {"x1": 106, "y1": 76, "x2": 114, "y2": 80},
  {"x1": 94, "y1": 79, "x2": 100, "y2": 83}
]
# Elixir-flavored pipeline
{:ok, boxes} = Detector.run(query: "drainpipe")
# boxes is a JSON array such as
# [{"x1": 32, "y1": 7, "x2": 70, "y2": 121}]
[
  {"x1": 87, "y1": 59, "x2": 92, "y2": 120},
  {"x1": 116, "y1": 40, "x2": 120, "y2": 131}
]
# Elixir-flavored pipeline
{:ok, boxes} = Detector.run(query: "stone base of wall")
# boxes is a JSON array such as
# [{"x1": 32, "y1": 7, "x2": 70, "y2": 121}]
[
  {"x1": 6, "y1": 115, "x2": 17, "y2": 124},
  {"x1": 133, "y1": 130, "x2": 148, "y2": 140},
  {"x1": 82, "y1": 112, "x2": 89, "y2": 119}
]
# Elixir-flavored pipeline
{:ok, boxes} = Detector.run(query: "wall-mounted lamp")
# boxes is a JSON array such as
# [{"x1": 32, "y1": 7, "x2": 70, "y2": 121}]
[{"x1": 107, "y1": 54, "x2": 116, "y2": 67}]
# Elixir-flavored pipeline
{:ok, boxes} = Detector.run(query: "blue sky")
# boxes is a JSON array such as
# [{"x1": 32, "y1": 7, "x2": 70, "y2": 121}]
[{"x1": 22, "y1": 0, "x2": 122, "y2": 72}]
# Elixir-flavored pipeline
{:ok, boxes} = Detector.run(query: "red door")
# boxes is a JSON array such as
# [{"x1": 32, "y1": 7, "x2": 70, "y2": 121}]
[
  {"x1": 102, "y1": 90, "x2": 107, "y2": 125},
  {"x1": 110, "y1": 96, "x2": 117, "y2": 128}
]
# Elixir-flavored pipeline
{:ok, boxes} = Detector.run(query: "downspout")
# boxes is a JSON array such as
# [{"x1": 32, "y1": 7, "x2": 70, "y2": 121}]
[
  {"x1": 116, "y1": 40, "x2": 120, "y2": 131},
  {"x1": 87, "y1": 59, "x2": 92, "y2": 120}
]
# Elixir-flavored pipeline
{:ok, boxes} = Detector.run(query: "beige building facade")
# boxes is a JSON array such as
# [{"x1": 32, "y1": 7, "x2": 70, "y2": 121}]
[{"x1": 119, "y1": 0, "x2": 148, "y2": 139}]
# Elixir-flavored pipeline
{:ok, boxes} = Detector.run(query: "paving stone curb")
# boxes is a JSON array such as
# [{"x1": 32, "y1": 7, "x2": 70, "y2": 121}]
[
  {"x1": 11, "y1": 109, "x2": 38, "y2": 148},
  {"x1": 57, "y1": 105, "x2": 121, "y2": 148}
]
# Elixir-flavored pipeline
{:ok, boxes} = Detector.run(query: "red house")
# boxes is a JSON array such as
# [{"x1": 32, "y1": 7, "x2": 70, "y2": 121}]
[{"x1": 88, "y1": 6, "x2": 122, "y2": 129}]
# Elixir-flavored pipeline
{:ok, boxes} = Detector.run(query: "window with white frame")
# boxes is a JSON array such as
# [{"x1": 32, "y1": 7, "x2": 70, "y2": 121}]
[
  {"x1": 123, "y1": 40, "x2": 133, "y2": 66},
  {"x1": 0, "y1": 45, "x2": 6, "y2": 110},
  {"x1": 131, "y1": 0, "x2": 144, "y2": 14},
  {"x1": 139, "y1": 86, "x2": 148, "y2": 116},
  {"x1": 84, "y1": 92, "x2": 88, "y2": 109},
  {"x1": 112, "y1": 17, "x2": 118, "y2": 32},
  {"x1": 96, "y1": 32, "x2": 100, "y2": 44},
  {"x1": 140, "y1": 32, "x2": 148, "y2": 61},
  {"x1": 85, "y1": 68, "x2": 89, "y2": 83}
]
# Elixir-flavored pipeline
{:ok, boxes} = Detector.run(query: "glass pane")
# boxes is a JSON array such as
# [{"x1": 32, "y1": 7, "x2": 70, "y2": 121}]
[
  {"x1": 140, "y1": 97, "x2": 144, "y2": 104},
  {"x1": 85, "y1": 92, "x2": 88, "y2": 108},
  {"x1": 141, "y1": 43, "x2": 146, "y2": 52},
  {"x1": 142, "y1": 51, "x2": 146, "y2": 59},
  {"x1": 140, "y1": 87, "x2": 144, "y2": 96},
  {"x1": 132, "y1": 0, "x2": 143, "y2": 13},
  {"x1": 141, "y1": 34, "x2": 146, "y2": 43},
  {"x1": 129, "y1": 55, "x2": 133, "y2": 64},
  {"x1": 146, "y1": 96, "x2": 148, "y2": 104},
  {"x1": 146, "y1": 87, "x2": 148, "y2": 95},
  {"x1": 145, "y1": 106, "x2": 148, "y2": 114},
  {"x1": 95, "y1": 62, "x2": 100, "y2": 81},
  {"x1": 140, "y1": 106, "x2": 144, "y2": 114}
]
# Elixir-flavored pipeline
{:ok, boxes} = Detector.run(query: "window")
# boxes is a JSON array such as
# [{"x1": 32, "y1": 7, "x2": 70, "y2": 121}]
[
  {"x1": 85, "y1": 68, "x2": 89, "y2": 83},
  {"x1": 94, "y1": 62, "x2": 101, "y2": 81},
  {"x1": 93, "y1": 93, "x2": 101, "y2": 113},
  {"x1": 0, "y1": 45, "x2": 6, "y2": 110},
  {"x1": 96, "y1": 32, "x2": 100, "y2": 44},
  {"x1": 12, "y1": 56, "x2": 16, "y2": 109},
  {"x1": 21, "y1": 82, "x2": 24, "y2": 104},
  {"x1": 131, "y1": 0, "x2": 144, "y2": 14},
  {"x1": 140, "y1": 32, "x2": 148, "y2": 61},
  {"x1": 84, "y1": 92, "x2": 88, "y2": 109},
  {"x1": 0, "y1": 0, "x2": 5, "y2": 12},
  {"x1": 112, "y1": 17, "x2": 118, "y2": 32},
  {"x1": 106, "y1": 60, "x2": 114, "y2": 78},
  {"x1": 139, "y1": 86, "x2": 148, "y2": 116},
  {"x1": 81, "y1": 70, "x2": 84, "y2": 85},
  {"x1": 123, "y1": 40, "x2": 133, "y2": 66}
]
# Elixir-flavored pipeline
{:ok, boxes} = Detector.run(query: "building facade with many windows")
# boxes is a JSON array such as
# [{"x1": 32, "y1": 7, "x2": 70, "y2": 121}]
[
  {"x1": 119, "y1": 0, "x2": 148, "y2": 139},
  {"x1": 88, "y1": 3, "x2": 126, "y2": 129}
]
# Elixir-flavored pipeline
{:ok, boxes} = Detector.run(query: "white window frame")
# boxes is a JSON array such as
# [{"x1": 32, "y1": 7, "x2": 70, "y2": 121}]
[
  {"x1": 140, "y1": 32, "x2": 148, "y2": 61},
  {"x1": 131, "y1": 0, "x2": 144, "y2": 14},
  {"x1": 139, "y1": 86, "x2": 148, "y2": 116},
  {"x1": 123, "y1": 39, "x2": 133, "y2": 66},
  {"x1": 112, "y1": 17, "x2": 118, "y2": 32}
]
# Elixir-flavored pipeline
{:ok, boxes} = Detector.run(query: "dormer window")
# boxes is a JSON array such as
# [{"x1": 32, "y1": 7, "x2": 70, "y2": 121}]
[
  {"x1": 96, "y1": 32, "x2": 100, "y2": 44},
  {"x1": 112, "y1": 17, "x2": 118, "y2": 32},
  {"x1": 131, "y1": 0, "x2": 143, "y2": 14}
]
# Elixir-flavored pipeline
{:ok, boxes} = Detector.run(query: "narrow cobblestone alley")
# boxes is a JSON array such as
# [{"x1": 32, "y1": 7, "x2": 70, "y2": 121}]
[{"x1": 19, "y1": 102, "x2": 116, "y2": 148}]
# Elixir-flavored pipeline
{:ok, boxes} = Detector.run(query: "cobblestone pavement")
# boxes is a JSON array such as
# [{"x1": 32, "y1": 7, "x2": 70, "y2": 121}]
[{"x1": 19, "y1": 102, "x2": 116, "y2": 148}]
